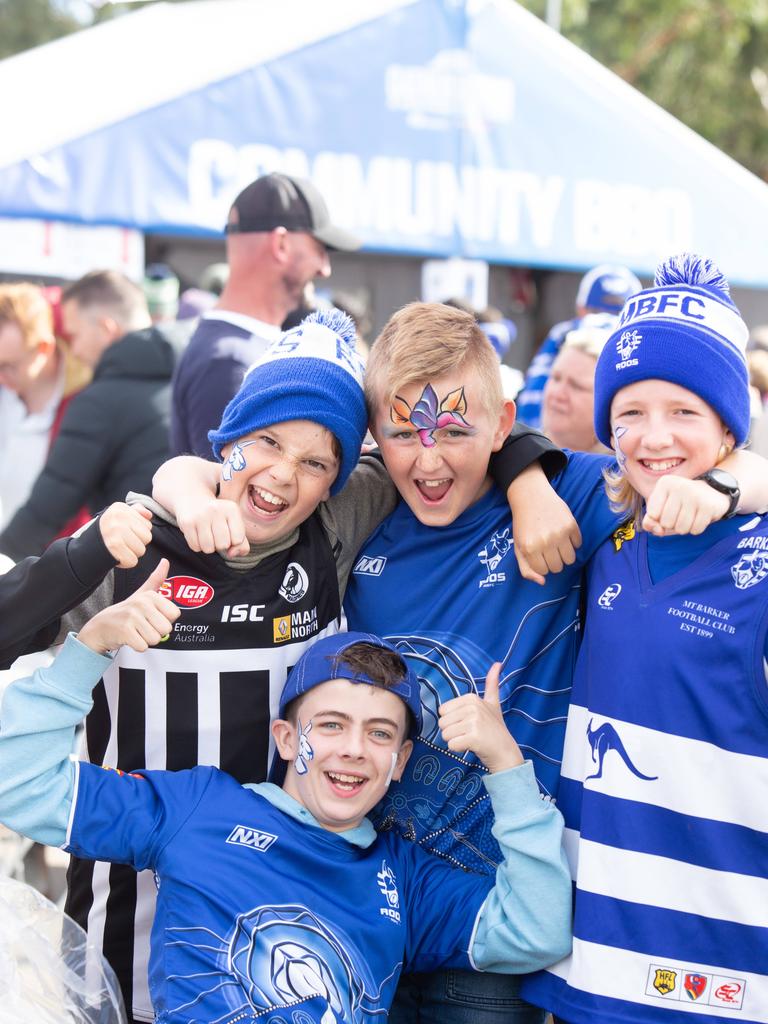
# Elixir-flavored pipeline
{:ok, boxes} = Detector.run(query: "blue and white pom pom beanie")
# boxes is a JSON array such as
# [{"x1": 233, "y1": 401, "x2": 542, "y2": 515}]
[
  {"x1": 208, "y1": 308, "x2": 367, "y2": 495},
  {"x1": 593, "y1": 253, "x2": 750, "y2": 448}
]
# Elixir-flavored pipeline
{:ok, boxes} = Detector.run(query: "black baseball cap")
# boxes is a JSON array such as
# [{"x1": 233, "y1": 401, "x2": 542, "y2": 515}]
[{"x1": 225, "y1": 172, "x2": 360, "y2": 252}]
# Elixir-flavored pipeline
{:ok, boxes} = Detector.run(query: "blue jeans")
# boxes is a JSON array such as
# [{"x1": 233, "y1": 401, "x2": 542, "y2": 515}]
[{"x1": 389, "y1": 970, "x2": 546, "y2": 1024}]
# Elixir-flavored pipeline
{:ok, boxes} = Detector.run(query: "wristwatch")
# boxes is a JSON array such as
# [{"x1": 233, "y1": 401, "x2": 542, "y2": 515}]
[{"x1": 695, "y1": 468, "x2": 741, "y2": 519}]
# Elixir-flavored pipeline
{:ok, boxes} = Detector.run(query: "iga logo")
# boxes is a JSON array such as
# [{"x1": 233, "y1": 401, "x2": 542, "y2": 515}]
[
  {"x1": 279, "y1": 562, "x2": 309, "y2": 604},
  {"x1": 159, "y1": 575, "x2": 214, "y2": 609}
]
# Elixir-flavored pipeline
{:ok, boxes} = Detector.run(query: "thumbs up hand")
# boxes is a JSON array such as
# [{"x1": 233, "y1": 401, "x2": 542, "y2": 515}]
[
  {"x1": 438, "y1": 662, "x2": 524, "y2": 774},
  {"x1": 77, "y1": 559, "x2": 181, "y2": 654}
]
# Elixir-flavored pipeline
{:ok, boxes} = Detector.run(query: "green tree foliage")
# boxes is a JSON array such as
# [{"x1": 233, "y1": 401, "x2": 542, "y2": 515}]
[
  {"x1": 519, "y1": 0, "x2": 768, "y2": 180},
  {"x1": 0, "y1": 0, "x2": 80, "y2": 59}
]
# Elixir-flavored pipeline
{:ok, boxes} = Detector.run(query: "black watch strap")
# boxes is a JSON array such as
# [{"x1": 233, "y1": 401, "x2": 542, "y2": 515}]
[{"x1": 695, "y1": 469, "x2": 741, "y2": 519}]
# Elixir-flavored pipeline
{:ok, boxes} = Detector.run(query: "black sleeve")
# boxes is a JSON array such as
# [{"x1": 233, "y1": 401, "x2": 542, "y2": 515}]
[
  {"x1": 0, "y1": 388, "x2": 112, "y2": 560},
  {"x1": 0, "y1": 519, "x2": 116, "y2": 668},
  {"x1": 489, "y1": 422, "x2": 566, "y2": 493}
]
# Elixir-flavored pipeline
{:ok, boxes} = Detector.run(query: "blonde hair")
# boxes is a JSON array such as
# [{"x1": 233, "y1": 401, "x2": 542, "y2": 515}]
[
  {"x1": 560, "y1": 313, "x2": 617, "y2": 362},
  {"x1": 365, "y1": 302, "x2": 503, "y2": 418},
  {"x1": 0, "y1": 284, "x2": 54, "y2": 349}
]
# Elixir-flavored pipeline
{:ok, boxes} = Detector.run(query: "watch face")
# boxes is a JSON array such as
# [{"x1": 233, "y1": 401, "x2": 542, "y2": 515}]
[{"x1": 708, "y1": 468, "x2": 739, "y2": 492}]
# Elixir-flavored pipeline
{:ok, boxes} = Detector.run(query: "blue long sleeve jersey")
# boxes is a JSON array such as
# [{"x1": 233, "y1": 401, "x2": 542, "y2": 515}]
[{"x1": 0, "y1": 635, "x2": 571, "y2": 1024}]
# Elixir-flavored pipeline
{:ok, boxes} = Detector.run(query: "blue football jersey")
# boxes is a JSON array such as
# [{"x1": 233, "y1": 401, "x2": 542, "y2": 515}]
[
  {"x1": 523, "y1": 514, "x2": 768, "y2": 1022},
  {"x1": 344, "y1": 452, "x2": 618, "y2": 873},
  {"x1": 66, "y1": 765, "x2": 490, "y2": 1023}
]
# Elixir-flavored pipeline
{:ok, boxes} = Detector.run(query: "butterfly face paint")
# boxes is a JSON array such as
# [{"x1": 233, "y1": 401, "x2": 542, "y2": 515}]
[
  {"x1": 221, "y1": 439, "x2": 257, "y2": 482},
  {"x1": 390, "y1": 383, "x2": 473, "y2": 448},
  {"x1": 294, "y1": 718, "x2": 314, "y2": 776}
]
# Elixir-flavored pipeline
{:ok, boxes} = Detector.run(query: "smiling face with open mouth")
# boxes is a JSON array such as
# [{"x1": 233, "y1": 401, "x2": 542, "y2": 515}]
[
  {"x1": 610, "y1": 379, "x2": 734, "y2": 501},
  {"x1": 370, "y1": 367, "x2": 514, "y2": 528},
  {"x1": 218, "y1": 419, "x2": 340, "y2": 546},
  {"x1": 273, "y1": 678, "x2": 412, "y2": 832}
]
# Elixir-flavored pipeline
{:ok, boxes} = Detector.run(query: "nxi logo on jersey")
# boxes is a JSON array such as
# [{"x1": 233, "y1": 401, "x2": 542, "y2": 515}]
[
  {"x1": 226, "y1": 825, "x2": 278, "y2": 852},
  {"x1": 353, "y1": 555, "x2": 387, "y2": 576}
]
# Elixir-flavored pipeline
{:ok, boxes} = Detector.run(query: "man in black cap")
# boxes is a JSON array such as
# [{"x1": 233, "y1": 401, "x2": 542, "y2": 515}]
[{"x1": 170, "y1": 173, "x2": 360, "y2": 459}]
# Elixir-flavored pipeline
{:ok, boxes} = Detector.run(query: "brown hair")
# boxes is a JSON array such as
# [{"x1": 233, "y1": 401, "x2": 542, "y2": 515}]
[
  {"x1": 0, "y1": 284, "x2": 54, "y2": 350},
  {"x1": 62, "y1": 270, "x2": 148, "y2": 329},
  {"x1": 365, "y1": 302, "x2": 503, "y2": 419}
]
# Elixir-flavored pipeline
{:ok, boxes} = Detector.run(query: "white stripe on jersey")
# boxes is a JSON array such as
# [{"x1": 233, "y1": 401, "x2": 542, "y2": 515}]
[
  {"x1": 547, "y1": 939, "x2": 768, "y2": 1019},
  {"x1": 563, "y1": 704, "x2": 768, "y2": 832},
  {"x1": 85, "y1": 860, "x2": 111, "y2": 1000},
  {"x1": 145, "y1": 662, "x2": 167, "y2": 770},
  {"x1": 575, "y1": 838, "x2": 768, "y2": 928},
  {"x1": 131, "y1": 869, "x2": 157, "y2": 1022}
]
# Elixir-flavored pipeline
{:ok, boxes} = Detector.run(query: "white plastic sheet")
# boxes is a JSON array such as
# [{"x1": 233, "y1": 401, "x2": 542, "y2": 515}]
[{"x1": 0, "y1": 874, "x2": 126, "y2": 1023}]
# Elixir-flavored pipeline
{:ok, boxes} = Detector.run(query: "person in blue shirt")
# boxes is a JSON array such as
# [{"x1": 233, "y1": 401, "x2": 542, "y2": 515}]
[
  {"x1": 516, "y1": 264, "x2": 641, "y2": 428},
  {"x1": 522, "y1": 254, "x2": 768, "y2": 1024},
  {"x1": 0, "y1": 595, "x2": 572, "y2": 1024}
]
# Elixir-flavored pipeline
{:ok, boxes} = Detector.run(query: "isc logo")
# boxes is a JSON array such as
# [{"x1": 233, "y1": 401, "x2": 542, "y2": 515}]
[
  {"x1": 159, "y1": 576, "x2": 214, "y2": 609},
  {"x1": 353, "y1": 555, "x2": 387, "y2": 576},
  {"x1": 221, "y1": 603, "x2": 266, "y2": 623},
  {"x1": 225, "y1": 825, "x2": 278, "y2": 852}
]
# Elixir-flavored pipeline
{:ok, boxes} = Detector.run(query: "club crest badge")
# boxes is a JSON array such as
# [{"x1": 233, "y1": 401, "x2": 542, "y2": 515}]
[
  {"x1": 653, "y1": 968, "x2": 677, "y2": 996},
  {"x1": 731, "y1": 549, "x2": 768, "y2": 590},
  {"x1": 684, "y1": 973, "x2": 708, "y2": 1000}
]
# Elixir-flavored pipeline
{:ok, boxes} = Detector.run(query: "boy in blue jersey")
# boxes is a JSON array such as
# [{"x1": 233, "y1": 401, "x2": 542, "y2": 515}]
[
  {"x1": 523, "y1": 255, "x2": 768, "y2": 1024},
  {"x1": 0, "y1": 592, "x2": 572, "y2": 1024}
]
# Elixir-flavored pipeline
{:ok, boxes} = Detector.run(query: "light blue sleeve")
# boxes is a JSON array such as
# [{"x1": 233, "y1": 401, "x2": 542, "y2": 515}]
[
  {"x1": 0, "y1": 633, "x2": 112, "y2": 847},
  {"x1": 470, "y1": 761, "x2": 572, "y2": 973}
]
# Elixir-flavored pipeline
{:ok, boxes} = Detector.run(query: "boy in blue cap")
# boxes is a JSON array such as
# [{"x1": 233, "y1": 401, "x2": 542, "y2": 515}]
[{"x1": 0, "y1": 601, "x2": 572, "y2": 1024}]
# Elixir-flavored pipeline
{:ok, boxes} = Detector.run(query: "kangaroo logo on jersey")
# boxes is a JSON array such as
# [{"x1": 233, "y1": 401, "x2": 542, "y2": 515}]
[
  {"x1": 586, "y1": 719, "x2": 658, "y2": 782},
  {"x1": 478, "y1": 528, "x2": 513, "y2": 588},
  {"x1": 652, "y1": 968, "x2": 677, "y2": 996},
  {"x1": 353, "y1": 554, "x2": 387, "y2": 577},
  {"x1": 279, "y1": 562, "x2": 309, "y2": 603},
  {"x1": 597, "y1": 583, "x2": 622, "y2": 609},
  {"x1": 377, "y1": 860, "x2": 401, "y2": 923},
  {"x1": 731, "y1": 548, "x2": 768, "y2": 589},
  {"x1": 616, "y1": 329, "x2": 642, "y2": 368},
  {"x1": 159, "y1": 575, "x2": 214, "y2": 609},
  {"x1": 684, "y1": 974, "x2": 708, "y2": 1000}
]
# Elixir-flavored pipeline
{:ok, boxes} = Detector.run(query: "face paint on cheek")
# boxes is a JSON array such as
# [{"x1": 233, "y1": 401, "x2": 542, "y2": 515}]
[
  {"x1": 390, "y1": 383, "x2": 473, "y2": 448},
  {"x1": 221, "y1": 439, "x2": 257, "y2": 482},
  {"x1": 294, "y1": 718, "x2": 314, "y2": 776},
  {"x1": 613, "y1": 425, "x2": 630, "y2": 474},
  {"x1": 385, "y1": 751, "x2": 398, "y2": 787}
]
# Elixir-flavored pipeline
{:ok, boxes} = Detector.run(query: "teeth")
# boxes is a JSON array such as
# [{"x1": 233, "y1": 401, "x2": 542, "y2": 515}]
[
  {"x1": 252, "y1": 486, "x2": 286, "y2": 507},
  {"x1": 419, "y1": 478, "x2": 450, "y2": 488},
  {"x1": 642, "y1": 459, "x2": 681, "y2": 472},
  {"x1": 328, "y1": 772, "x2": 364, "y2": 784}
]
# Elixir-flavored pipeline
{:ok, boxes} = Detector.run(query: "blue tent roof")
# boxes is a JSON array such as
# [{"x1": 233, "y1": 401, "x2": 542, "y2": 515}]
[{"x1": 2, "y1": 0, "x2": 768, "y2": 285}]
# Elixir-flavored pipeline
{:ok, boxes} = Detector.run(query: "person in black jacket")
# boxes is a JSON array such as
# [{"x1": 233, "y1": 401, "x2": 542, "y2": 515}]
[{"x1": 0, "y1": 271, "x2": 179, "y2": 561}]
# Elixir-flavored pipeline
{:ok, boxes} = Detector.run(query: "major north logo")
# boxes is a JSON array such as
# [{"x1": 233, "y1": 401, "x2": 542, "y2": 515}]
[
  {"x1": 226, "y1": 825, "x2": 278, "y2": 853},
  {"x1": 353, "y1": 554, "x2": 387, "y2": 577},
  {"x1": 478, "y1": 528, "x2": 513, "y2": 588},
  {"x1": 273, "y1": 607, "x2": 319, "y2": 643}
]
